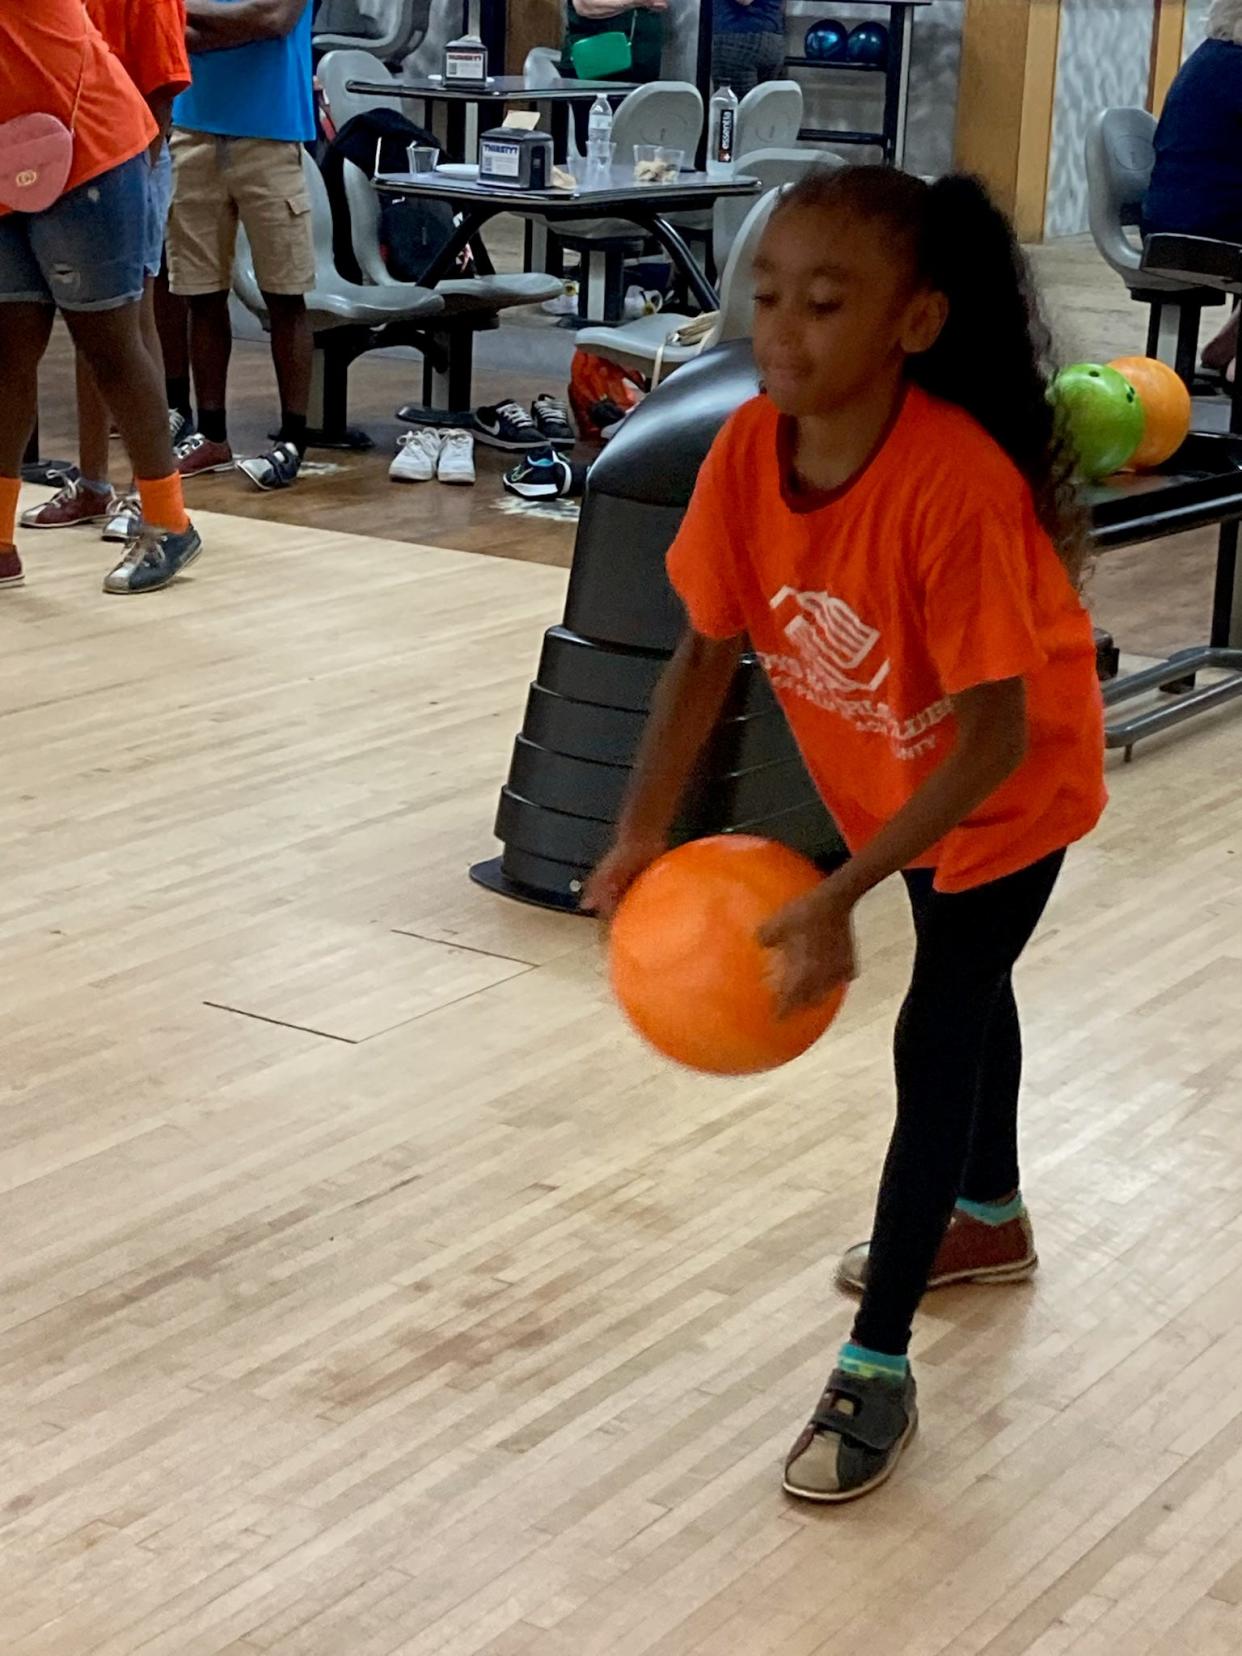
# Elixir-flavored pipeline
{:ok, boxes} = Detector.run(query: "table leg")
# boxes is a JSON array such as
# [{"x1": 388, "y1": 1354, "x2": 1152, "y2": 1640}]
[
  {"x1": 419, "y1": 206, "x2": 496, "y2": 287},
  {"x1": 447, "y1": 102, "x2": 467, "y2": 163},
  {"x1": 644, "y1": 214, "x2": 720, "y2": 311}
]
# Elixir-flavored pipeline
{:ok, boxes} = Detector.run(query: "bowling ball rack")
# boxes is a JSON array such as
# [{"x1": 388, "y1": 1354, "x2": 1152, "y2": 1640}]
[{"x1": 785, "y1": 0, "x2": 932, "y2": 166}]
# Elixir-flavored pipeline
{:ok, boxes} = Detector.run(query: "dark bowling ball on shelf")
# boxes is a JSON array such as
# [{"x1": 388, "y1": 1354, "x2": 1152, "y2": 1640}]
[
  {"x1": 804, "y1": 18, "x2": 848, "y2": 60},
  {"x1": 846, "y1": 21, "x2": 889, "y2": 65}
]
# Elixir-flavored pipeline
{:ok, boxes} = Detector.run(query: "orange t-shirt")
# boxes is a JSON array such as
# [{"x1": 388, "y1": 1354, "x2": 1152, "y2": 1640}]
[
  {"x1": 0, "y1": 4, "x2": 156, "y2": 216},
  {"x1": 85, "y1": 0, "x2": 191, "y2": 103},
  {"x1": 666, "y1": 387, "x2": 1106, "y2": 892}
]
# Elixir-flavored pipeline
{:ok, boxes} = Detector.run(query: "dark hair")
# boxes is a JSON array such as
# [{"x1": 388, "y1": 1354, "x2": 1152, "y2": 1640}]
[{"x1": 772, "y1": 166, "x2": 1086, "y2": 583}]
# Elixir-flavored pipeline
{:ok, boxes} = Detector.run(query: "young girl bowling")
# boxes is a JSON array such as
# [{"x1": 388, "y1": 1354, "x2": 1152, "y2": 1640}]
[{"x1": 584, "y1": 166, "x2": 1106, "y2": 1502}]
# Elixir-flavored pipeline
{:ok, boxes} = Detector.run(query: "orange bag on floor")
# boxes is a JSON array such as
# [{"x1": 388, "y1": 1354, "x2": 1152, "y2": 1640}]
[{"x1": 569, "y1": 350, "x2": 645, "y2": 442}]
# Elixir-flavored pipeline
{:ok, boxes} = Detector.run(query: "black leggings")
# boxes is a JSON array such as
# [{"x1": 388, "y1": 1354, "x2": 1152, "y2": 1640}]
[{"x1": 852, "y1": 849, "x2": 1065, "y2": 1357}]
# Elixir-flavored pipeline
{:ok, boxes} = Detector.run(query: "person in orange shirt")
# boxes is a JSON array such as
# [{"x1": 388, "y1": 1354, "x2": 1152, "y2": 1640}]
[
  {"x1": 0, "y1": 3, "x2": 199, "y2": 594},
  {"x1": 585, "y1": 166, "x2": 1106, "y2": 1502},
  {"x1": 20, "y1": 0, "x2": 191, "y2": 538}
]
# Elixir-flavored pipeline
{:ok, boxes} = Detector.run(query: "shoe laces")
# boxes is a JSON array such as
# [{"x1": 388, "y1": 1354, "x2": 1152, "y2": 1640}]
[
  {"x1": 117, "y1": 526, "x2": 167, "y2": 572},
  {"x1": 175, "y1": 432, "x2": 213, "y2": 458},
  {"x1": 535, "y1": 394, "x2": 569, "y2": 420},
  {"x1": 495, "y1": 400, "x2": 537, "y2": 431}
]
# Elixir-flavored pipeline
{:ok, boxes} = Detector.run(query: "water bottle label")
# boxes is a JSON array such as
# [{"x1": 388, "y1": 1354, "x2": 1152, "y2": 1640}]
[{"x1": 717, "y1": 107, "x2": 735, "y2": 163}]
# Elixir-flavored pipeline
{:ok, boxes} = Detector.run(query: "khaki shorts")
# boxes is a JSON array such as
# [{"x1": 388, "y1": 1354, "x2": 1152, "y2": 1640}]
[{"x1": 167, "y1": 129, "x2": 315, "y2": 297}]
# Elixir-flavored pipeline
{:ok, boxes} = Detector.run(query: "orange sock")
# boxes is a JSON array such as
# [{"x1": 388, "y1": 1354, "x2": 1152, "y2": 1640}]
[
  {"x1": 136, "y1": 473, "x2": 189, "y2": 535},
  {"x1": 0, "y1": 475, "x2": 20, "y2": 547}
]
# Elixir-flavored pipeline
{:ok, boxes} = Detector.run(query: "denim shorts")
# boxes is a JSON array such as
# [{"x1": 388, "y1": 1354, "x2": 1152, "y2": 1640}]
[
  {"x1": 0, "y1": 150, "x2": 150, "y2": 312},
  {"x1": 144, "y1": 142, "x2": 174, "y2": 279}
]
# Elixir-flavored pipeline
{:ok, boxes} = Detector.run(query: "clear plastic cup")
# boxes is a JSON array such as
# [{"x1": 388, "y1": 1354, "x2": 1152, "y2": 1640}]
[
  {"x1": 407, "y1": 144, "x2": 440, "y2": 174},
  {"x1": 633, "y1": 145, "x2": 684, "y2": 184}
]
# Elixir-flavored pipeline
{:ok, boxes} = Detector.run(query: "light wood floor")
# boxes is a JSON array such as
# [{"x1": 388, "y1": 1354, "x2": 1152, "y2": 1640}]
[{"x1": 5, "y1": 502, "x2": 1242, "y2": 1654}]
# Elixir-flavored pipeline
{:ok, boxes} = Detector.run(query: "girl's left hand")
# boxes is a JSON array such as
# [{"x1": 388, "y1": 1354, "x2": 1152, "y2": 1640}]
[{"x1": 757, "y1": 880, "x2": 858, "y2": 1018}]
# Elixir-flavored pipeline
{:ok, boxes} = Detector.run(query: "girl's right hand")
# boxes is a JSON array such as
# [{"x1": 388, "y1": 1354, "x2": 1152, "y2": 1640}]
[{"x1": 580, "y1": 834, "x2": 666, "y2": 918}]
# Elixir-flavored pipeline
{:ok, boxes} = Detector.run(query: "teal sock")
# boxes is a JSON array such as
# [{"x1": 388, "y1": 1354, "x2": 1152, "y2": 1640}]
[
  {"x1": 956, "y1": 1192, "x2": 1025, "y2": 1226},
  {"x1": 838, "y1": 1342, "x2": 909, "y2": 1385},
  {"x1": 80, "y1": 476, "x2": 111, "y2": 494}
]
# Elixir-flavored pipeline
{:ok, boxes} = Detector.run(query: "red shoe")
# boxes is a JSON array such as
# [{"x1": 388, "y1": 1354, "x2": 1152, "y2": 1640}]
[
  {"x1": 837, "y1": 1208, "x2": 1038, "y2": 1294},
  {"x1": 175, "y1": 433, "x2": 234, "y2": 478},
  {"x1": 20, "y1": 476, "x2": 117, "y2": 529},
  {"x1": 0, "y1": 547, "x2": 25, "y2": 587}
]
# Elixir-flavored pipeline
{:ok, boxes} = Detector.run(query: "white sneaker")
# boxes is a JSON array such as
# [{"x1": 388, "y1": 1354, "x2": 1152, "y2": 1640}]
[
  {"x1": 437, "y1": 428, "x2": 476, "y2": 485},
  {"x1": 390, "y1": 428, "x2": 442, "y2": 482}
]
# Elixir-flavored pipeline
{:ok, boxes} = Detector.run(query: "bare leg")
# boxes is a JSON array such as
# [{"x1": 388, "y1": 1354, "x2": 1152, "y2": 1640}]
[
  {"x1": 0, "y1": 302, "x2": 54, "y2": 482},
  {"x1": 139, "y1": 277, "x2": 167, "y2": 384},
  {"x1": 187, "y1": 290, "x2": 232, "y2": 428},
  {"x1": 75, "y1": 348, "x2": 113, "y2": 486},
  {"x1": 265, "y1": 292, "x2": 312, "y2": 422},
  {"x1": 1203, "y1": 309, "x2": 1239, "y2": 374},
  {"x1": 154, "y1": 264, "x2": 187, "y2": 379},
  {"x1": 63, "y1": 300, "x2": 176, "y2": 481}
]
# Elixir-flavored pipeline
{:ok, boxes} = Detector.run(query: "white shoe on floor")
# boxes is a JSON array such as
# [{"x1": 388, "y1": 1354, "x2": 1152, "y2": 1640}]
[
  {"x1": 436, "y1": 427, "x2": 476, "y2": 485},
  {"x1": 390, "y1": 428, "x2": 442, "y2": 482}
]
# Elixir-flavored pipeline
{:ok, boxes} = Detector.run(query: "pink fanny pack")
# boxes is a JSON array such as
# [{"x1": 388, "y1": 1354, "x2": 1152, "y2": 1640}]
[
  {"x1": 0, "y1": 114, "x2": 75, "y2": 213},
  {"x1": 0, "y1": 43, "x2": 86, "y2": 215}
]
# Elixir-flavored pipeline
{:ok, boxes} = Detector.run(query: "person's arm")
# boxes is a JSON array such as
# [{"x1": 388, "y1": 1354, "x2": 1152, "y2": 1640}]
[
  {"x1": 570, "y1": 0, "x2": 663, "y2": 18},
  {"x1": 581, "y1": 628, "x2": 743, "y2": 915},
  {"x1": 759, "y1": 677, "x2": 1029, "y2": 1012},
  {"x1": 185, "y1": 0, "x2": 305, "y2": 50},
  {"x1": 145, "y1": 87, "x2": 179, "y2": 148}
]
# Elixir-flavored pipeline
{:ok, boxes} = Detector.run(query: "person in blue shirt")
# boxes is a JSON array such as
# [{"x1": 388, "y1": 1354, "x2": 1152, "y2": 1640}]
[
  {"x1": 167, "y1": 0, "x2": 317, "y2": 489},
  {"x1": 712, "y1": 0, "x2": 787, "y2": 98},
  {"x1": 1144, "y1": 0, "x2": 1242, "y2": 382}
]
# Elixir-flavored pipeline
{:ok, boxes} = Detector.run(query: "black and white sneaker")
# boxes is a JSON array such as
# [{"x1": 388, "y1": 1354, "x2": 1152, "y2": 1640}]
[
  {"x1": 473, "y1": 400, "x2": 543, "y2": 451},
  {"x1": 502, "y1": 444, "x2": 579, "y2": 500},
  {"x1": 530, "y1": 394, "x2": 575, "y2": 449},
  {"x1": 238, "y1": 441, "x2": 302, "y2": 491}
]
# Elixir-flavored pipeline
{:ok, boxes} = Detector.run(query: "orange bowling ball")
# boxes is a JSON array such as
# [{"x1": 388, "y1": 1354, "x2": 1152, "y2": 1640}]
[
  {"x1": 608, "y1": 835, "x2": 846, "y2": 1075},
  {"x1": 1108, "y1": 355, "x2": 1192, "y2": 469}
]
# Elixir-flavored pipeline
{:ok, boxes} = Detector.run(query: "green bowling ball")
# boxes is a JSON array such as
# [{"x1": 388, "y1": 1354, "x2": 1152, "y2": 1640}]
[{"x1": 1049, "y1": 363, "x2": 1146, "y2": 481}]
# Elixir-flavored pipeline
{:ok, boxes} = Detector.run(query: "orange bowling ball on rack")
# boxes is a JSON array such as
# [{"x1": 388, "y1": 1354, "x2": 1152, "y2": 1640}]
[
  {"x1": 1108, "y1": 355, "x2": 1193, "y2": 469},
  {"x1": 608, "y1": 835, "x2": 846, "y2": 1075}
]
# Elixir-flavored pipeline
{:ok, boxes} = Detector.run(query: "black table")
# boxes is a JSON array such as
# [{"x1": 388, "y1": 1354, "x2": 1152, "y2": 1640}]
[
  {"x1": 375, "y1": 168, "x2": 760, "y2": 313},
  {"x1": 345, "y1": 75, "x2": 635, "y2": 164}
]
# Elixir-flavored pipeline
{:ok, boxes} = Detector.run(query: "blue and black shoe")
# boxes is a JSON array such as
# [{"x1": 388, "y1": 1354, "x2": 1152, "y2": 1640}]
[
  {"x1": 502, "y1": 444, "x2": 578, "y2": 500},
  {"x1": 102, "y1": 523, "x2": 203, "y2": 595}
]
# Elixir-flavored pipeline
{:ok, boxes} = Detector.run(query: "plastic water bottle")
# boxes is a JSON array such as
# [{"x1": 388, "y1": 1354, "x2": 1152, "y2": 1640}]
[
  {"x1": 707, "y1": 83, "x2": 739, "y2": 179},
  {"x1": 587, "y1": 93, "x2": 614, "y2": 171}
]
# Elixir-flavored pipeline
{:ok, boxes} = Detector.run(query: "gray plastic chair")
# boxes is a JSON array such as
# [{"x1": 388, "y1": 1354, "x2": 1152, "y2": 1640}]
[
  {"x1": 232, "y1": 152, "x2": 444, "y2": 444},
  {"x1": 341, "y1": 159, "x2": 562, "y2": 404},
  {"x1": 574, "y1": 168, "x2": 830, "y2": 379},
  {"x1": 523, "y1": 46, "x2": 563, "y2": 91},
  {"x1": 318, "y1": 49, "x2": 407, "y2": 130},
  {"x1": 313, "y1": 0, "x2": 429, "y2": 64},
  {"x1": 735, "y1": 81, "x2": 804, "y2": 158},
  {"x1": 1085, "y1": 107, "x2": 1224, "y2": 379},
  {"x1": 554, "y1": 81, "x2": 706, "y2": 321},
  {"x1": 711, "y1": 146, "x2": 835, "y2": 272},
  {"x1": 342, "y1": 159, "x2": 562, "y2": 314}
]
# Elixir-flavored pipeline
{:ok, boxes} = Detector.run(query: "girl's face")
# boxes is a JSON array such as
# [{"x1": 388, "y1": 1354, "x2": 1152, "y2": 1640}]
[{"x1": 751, "y1": 205, "x2": 947, "y2": 417}]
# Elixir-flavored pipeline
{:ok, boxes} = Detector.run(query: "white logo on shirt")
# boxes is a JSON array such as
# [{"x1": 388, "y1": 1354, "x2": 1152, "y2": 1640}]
[{"x1": 761, "y1": 587, "x2": 951, "y2": 761}]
